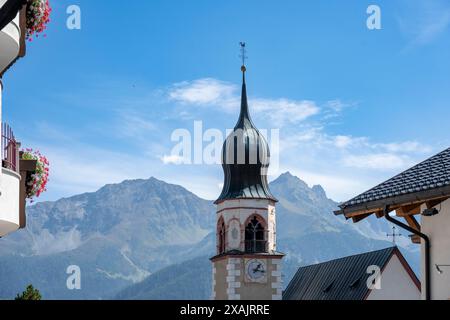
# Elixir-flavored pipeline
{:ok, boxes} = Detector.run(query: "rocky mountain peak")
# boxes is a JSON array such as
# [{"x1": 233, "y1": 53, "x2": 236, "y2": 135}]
[
  {"x1": 272, "y1": 172, "x2": 308, "y2": 188},
  {"x1": 312, "y1": 185, "x2": 327, "y2": 199}
]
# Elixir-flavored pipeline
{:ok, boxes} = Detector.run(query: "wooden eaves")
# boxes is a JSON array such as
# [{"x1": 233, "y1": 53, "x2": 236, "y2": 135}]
[{"x1": 334, "y1": 185, "x2": 450, "y2": 244}]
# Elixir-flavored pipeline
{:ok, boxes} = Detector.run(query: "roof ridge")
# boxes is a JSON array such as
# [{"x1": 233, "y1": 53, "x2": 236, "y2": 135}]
[{"x1": 299, "y1": 246, "x2": 396, "y2": 269}]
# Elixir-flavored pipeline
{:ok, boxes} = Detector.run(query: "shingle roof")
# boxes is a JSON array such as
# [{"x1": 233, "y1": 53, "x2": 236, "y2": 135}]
[
  {"x1": 338, "y1": 147, "x2": 450, "y2": 212},
  {"x1": 283, "y1": 247, "x2": 418, "y2": 300}
]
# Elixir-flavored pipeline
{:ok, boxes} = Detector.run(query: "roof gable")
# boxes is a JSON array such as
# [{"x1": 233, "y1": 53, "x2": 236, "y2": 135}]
[{"x1": 283, "y1": 247, "x2": 418, "y2": 300}]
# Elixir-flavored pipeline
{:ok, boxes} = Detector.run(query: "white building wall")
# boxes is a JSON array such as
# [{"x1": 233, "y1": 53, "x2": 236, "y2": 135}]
[
  {"x1": 0, "y1": 81, "x2": 21, "y2": 237},
  {"x1": 0, "y1": 0, "x2": 21, "y2": 74},
  {"x1": 421, "y1": 198, "x2": 450, "y2": 300},
  {"x1": 366, "y1": 254, "x2": 420, "y2": 300},
  {"x1": 0, "y1": 4, "x2": 23, "y2": 237},
  {"x1": 216, "y1": 199, "x2": 276, "y2": 253},
  {"x1": 0, "y1": 168, "x2": 21, "y2": 236}
]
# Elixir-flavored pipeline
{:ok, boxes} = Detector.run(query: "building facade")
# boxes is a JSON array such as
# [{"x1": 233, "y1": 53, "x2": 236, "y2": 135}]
[
  {"x1": 420, "y1": 198, "x2": 450, "y2": 300},
  {"x1": 335, "y1": 147, "x2": 450, "y2": 300},
  {"x1": 0, "y1": 0, "x2": 36, "y2": 237},
  {"x1": 284, "y1": 247, "x2": 420, "y2": 300}
]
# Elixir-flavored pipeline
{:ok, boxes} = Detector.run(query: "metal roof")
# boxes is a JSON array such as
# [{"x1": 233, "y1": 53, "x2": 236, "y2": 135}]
[
  {"x1": 215, "y1": 69, "x2": 277, "y2": 204},
  {"x1": 283, "y1": 247, "x2": 418, "y2": 300},
  {"x1": 336, "y1": 147, "x2": 450, "y2": 215}
]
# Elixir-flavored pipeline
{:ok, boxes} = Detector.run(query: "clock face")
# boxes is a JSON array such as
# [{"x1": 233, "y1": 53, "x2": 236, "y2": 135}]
[{"x1": 246, "y1": 259, "x2": 266, "y2": 282}]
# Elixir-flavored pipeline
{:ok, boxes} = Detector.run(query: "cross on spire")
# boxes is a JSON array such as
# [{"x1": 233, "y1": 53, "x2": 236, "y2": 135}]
[
  {"x1": 239, "y1": 42, "x2": 247, "y2": 72},
  {"x1": 387, "y1": 226, "x2": 402, "y2": 245}
]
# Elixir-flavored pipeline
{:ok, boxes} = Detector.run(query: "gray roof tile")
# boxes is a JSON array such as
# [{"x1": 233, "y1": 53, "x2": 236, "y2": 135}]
[{"x1": 339, "y1": 147, "x2": 450, "y2": 210}]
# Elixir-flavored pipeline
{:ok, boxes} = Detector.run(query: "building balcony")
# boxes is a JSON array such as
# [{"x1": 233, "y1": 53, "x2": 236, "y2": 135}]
[
  {"x1": 0, "y1": 122, "x2": 20, "y2": 236},
  {"x1": 0, "y1": 0, "x2": 26, "y2": 76},
  {"x1": 0, "y1": 123, "x2": 36, "y2": 237}
]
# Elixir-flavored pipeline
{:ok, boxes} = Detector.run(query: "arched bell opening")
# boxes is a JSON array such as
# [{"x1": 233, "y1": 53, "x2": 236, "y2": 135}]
[{"x1": 244, "y1": 215, "x2": 267, "y2": 253}]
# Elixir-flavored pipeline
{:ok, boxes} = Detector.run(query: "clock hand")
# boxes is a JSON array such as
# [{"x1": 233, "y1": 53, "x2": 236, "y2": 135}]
[{"x1": 252, "y1": 264, "x2": 265, "y2": 273}]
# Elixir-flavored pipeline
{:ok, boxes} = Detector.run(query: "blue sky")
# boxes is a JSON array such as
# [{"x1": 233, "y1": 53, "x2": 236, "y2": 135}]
[{"x1": 2, "y1": 0, "x2": 450, "y2": 202}]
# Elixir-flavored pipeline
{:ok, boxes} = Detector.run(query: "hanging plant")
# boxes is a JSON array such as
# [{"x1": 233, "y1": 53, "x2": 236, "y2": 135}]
[
  {"x1": 21, "y1": 149, "x2": 50, "y2": 201},
  {"x1": 26, "y1": 0, "x2": 52, "y2": 41}
]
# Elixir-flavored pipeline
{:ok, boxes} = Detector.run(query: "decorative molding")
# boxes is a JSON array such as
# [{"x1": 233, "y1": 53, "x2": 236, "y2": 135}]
[
  {"x1": 210, "y1": 252, "x2": 285, "y2": 263},
  {"x1": 217, "y1": 206, "x2": 269, "y2": 214},
  {"x1": 215, "y1": 198, "x2": 277, "y2": 206}
]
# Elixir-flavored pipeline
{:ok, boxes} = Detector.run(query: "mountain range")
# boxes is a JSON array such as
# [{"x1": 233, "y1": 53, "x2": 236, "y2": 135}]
[{"x1": 0, "y1": 172, "x2": 419, "y2": 299}]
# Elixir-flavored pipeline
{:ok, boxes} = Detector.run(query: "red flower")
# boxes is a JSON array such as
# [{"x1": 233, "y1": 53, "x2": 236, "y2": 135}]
[
  {"x1": 21, "y1": 148, "x2": 50, "y2": 201},
  {"x1": 26, "y1": 0, "x2": 52, "y2": 41}
]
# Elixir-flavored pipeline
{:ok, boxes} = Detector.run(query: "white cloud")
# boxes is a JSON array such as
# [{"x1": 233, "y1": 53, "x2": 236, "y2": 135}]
[
  {"x1": 276, "y1": 168, "x2": 369, "y2": 202},
  {"x1": 277, "y1": 125, "x2": 434, "y2": 200},
  {"x1": 398, "y1": 0, "x2": 450, "y2": 47},
  {"x1": 326, "y1": 99, "x2": 349, "y2": 112},
  {"x1": 43, "y1": 147, "x2": 143, "y2": 197},
  {"x1": 169, "y1": 78, "x2": 236, "y2": 107},
  {"x1": 376, "y1": 141, "x2": 432, "y2": 153},
  {"x1": 281, "y1": 129, "x2": 369, "y2": 152},
  {"x1": 168, "y1": 78, "x2": 319, "y2": 125},
  {"x1": 282, "y1": 127, "x2": 430, "y2": 155},
  {"x1": 122, "y1": 112, "x2": 156, "y2": 133},
  {"x1": 413, "y1": 10, "x2": 450, "y2": 45},
  {"x1": 320, "y1": 99, "x2": 358, "y2": 120},
  {"x1": 334, "y1": 135, "x2": 352, "y2": 148},
  {"x1": 343, "y1": 153, "x2": 411, "y2": 170},
  {"x1": 252, "y1": 98, "x2": 319, "y2": 126},
  {"x1": 160, "y1": 154, "x2": 185, "y2": 165}
]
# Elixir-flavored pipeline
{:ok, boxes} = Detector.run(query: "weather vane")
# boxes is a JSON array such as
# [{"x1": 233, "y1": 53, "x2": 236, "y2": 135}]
[
  {"x1": 387, "y1": 226, "x2": 402, "y2": 245},
  {"x1": 239, "y1": 42, "x2": 247, "y2": 71}
]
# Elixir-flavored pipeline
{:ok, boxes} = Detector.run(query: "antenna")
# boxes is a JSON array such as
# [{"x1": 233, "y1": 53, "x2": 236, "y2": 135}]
[
  {"x1": 239, "y1": 42, "x2": 247, "y2": 68},
  {"x1": 387, "y1": 226, "x2": 402, "y2": 245}
]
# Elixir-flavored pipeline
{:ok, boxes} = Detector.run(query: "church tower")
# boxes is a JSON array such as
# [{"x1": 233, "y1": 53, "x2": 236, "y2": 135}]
[{"x1": 211, "y1": 44, "x2": 284, "y2": 300}]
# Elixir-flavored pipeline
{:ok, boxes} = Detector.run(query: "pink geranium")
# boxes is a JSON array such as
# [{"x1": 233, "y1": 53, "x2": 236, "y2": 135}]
[
  {"x1": 26, "y1": 0, "x2": 52, "y2": 41},
  {"x1": 21, "y1": 148, "x2": 50, "y2": 202}
]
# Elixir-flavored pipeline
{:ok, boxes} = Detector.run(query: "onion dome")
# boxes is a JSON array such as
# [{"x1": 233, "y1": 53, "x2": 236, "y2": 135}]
[{"x1": 215, "y1": 66, "x2": 277, "y2": 204}]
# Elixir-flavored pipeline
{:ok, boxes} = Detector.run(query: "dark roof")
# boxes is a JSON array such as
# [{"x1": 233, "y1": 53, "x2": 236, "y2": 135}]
[
  {"x1": 215, "y1": 68, "x2": 277, "y2": 204},
  {"x1": 336, "y1": 147, "x2": 450, "y2": 215},
  {"x1": 0, "y1": 0, "x2": 27, "y2": 31},
  {"x1": 283, "y1": 247, "x2": 419, "y2": 300}
]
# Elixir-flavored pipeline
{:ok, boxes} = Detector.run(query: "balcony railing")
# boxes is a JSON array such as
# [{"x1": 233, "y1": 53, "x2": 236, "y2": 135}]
[
  {"x1": 245, "y1": 240, "x2": 267, "y2": 253},
  {"x1": 1, "y1": 122, "x2": 19, "y2": 172}
]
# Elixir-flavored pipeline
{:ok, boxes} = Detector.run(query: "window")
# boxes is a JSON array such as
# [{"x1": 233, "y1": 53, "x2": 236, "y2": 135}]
[
  {"x1": 218, "y1": 220, "x2": 226, "y2": 254},
  {"x1": 245, "y1": 216, "x2": 266, "y2": 253}
]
